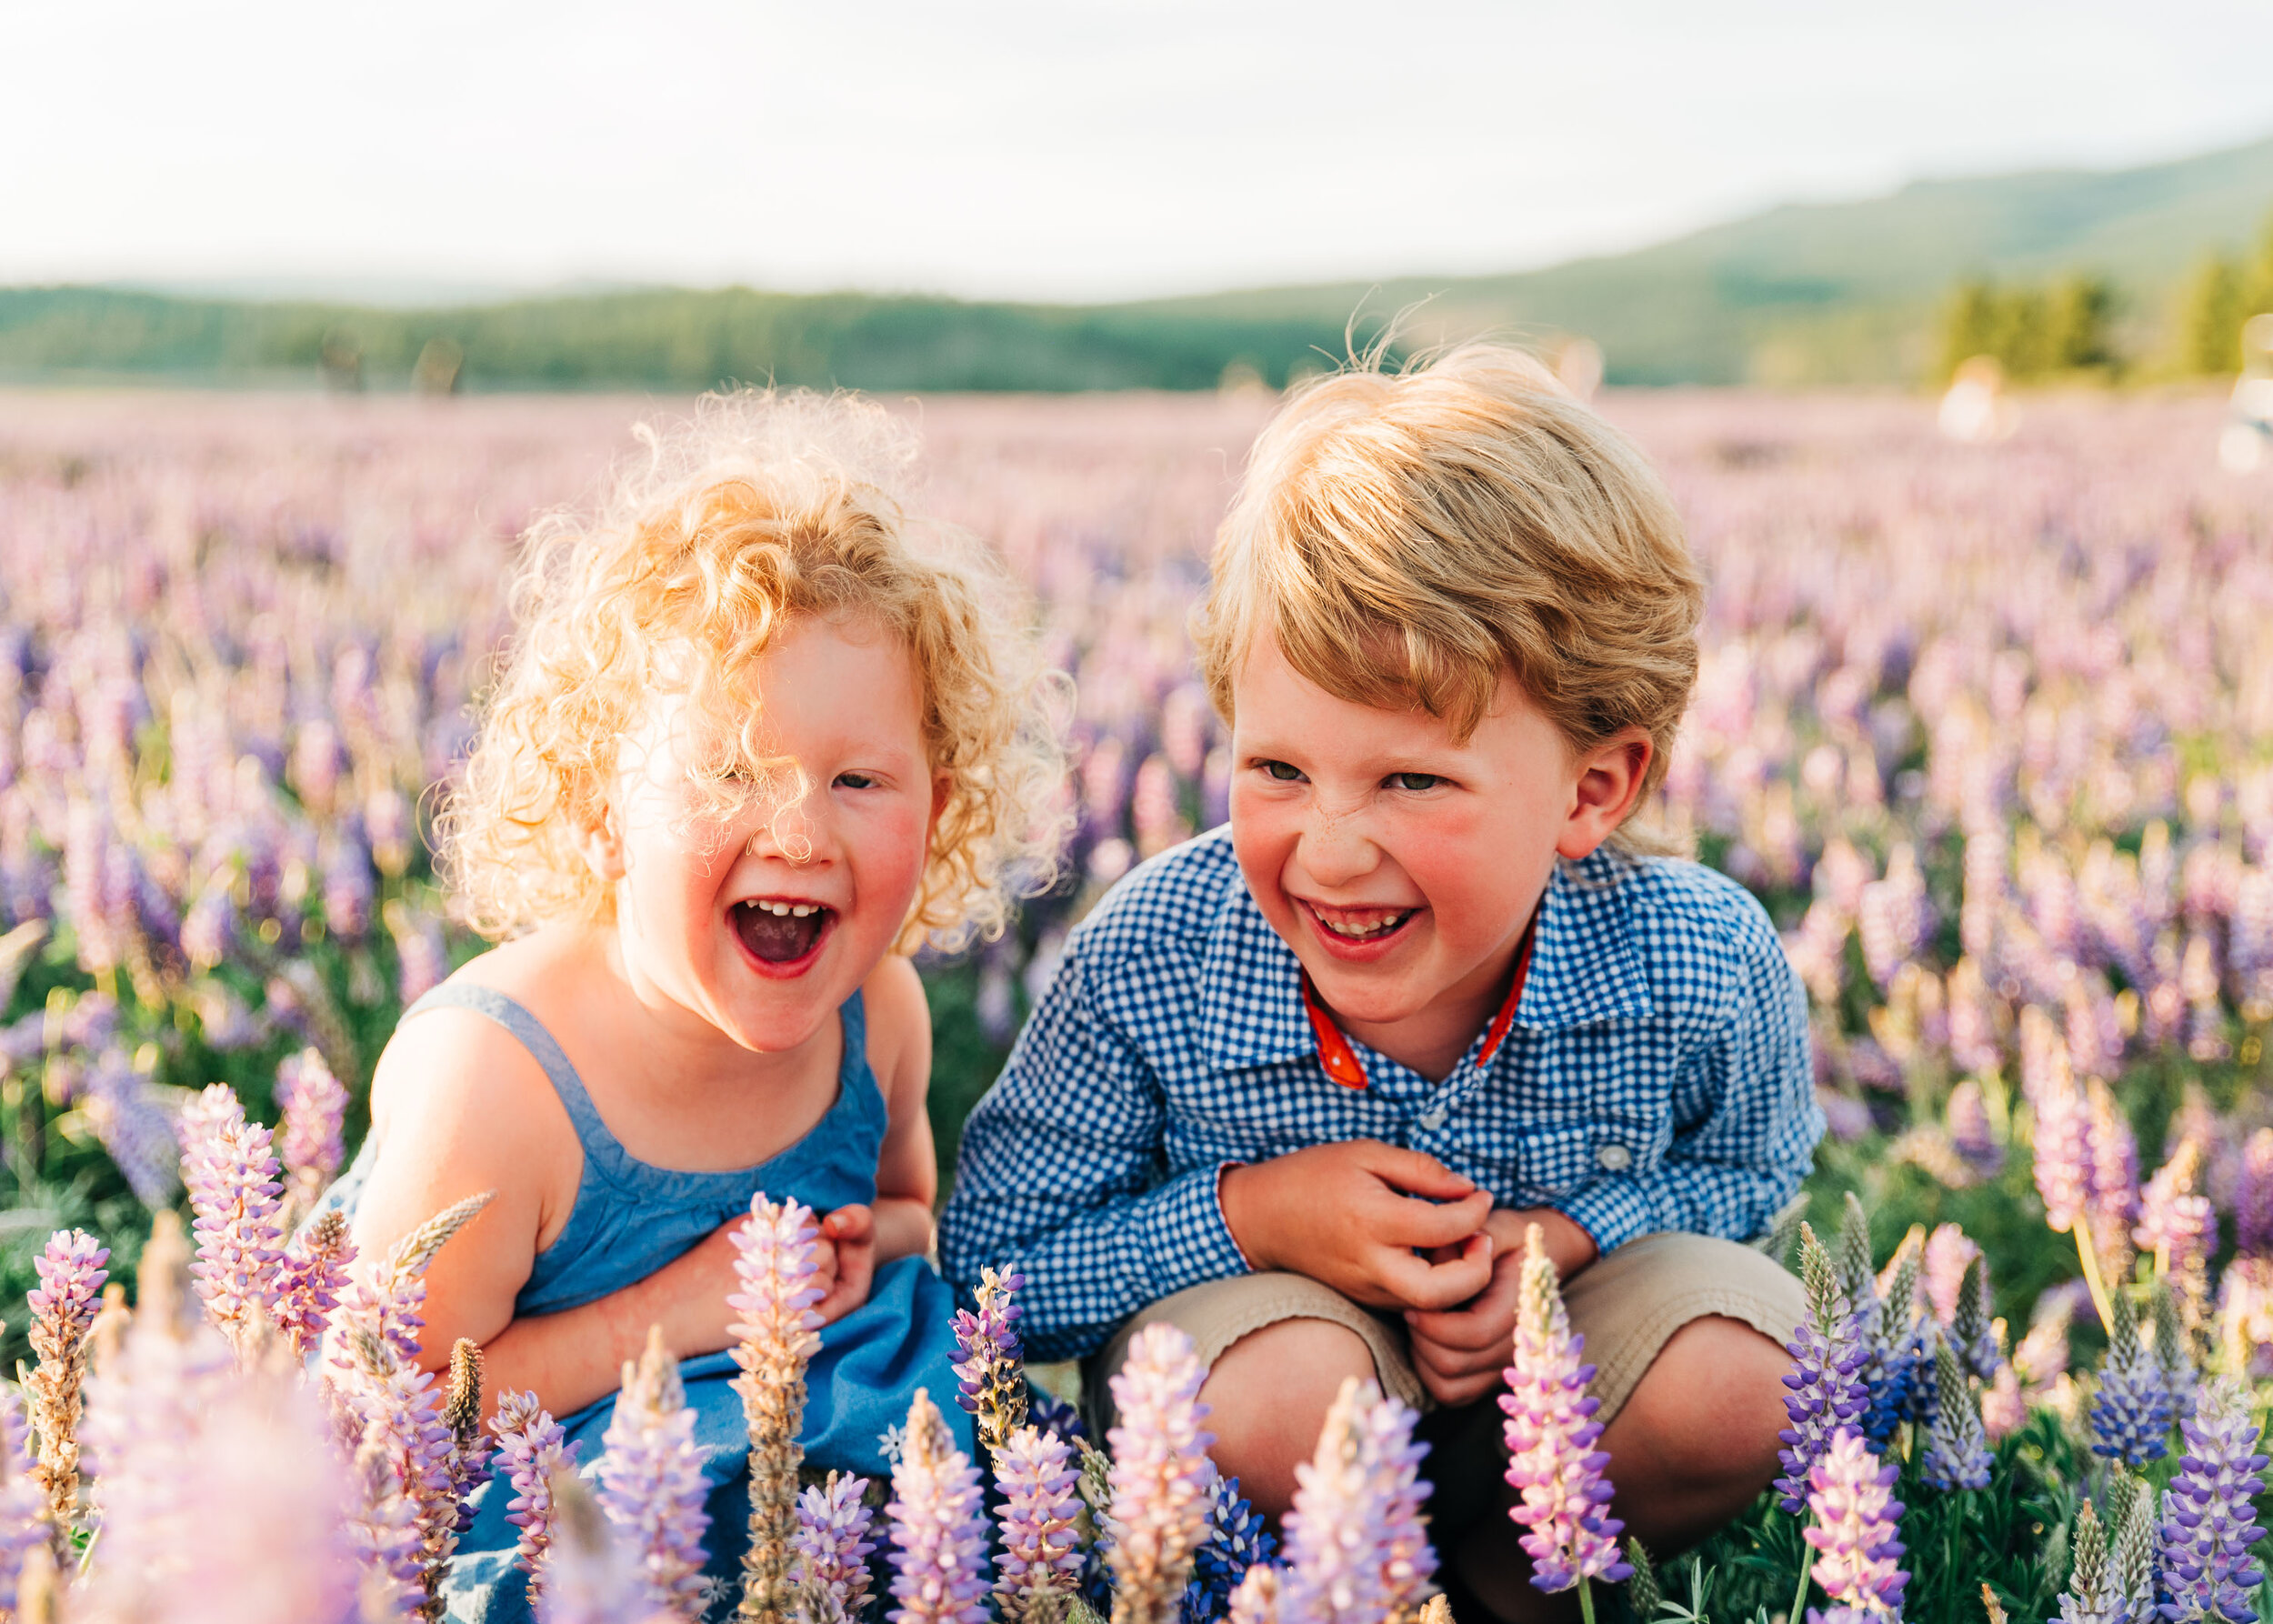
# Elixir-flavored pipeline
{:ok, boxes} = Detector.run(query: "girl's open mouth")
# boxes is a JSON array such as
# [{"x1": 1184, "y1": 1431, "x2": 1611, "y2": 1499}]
[{"x1": 731, "y1": 899, "x2": 835, "y2": 971}]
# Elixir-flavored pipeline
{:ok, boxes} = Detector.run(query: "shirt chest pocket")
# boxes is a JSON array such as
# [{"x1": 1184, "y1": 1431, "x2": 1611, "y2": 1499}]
[{"x1": 1500, "y1": 1121, "x2": 1658, "y2": 1202}]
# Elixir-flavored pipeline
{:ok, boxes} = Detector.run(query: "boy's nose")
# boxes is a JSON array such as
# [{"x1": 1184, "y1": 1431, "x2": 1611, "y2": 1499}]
[{"x1": 1297, "y1": 804, "x2": 1379, "y2": 884}]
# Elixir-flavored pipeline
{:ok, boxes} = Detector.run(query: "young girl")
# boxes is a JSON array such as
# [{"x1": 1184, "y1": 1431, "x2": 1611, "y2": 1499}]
[{"x1": 323, "y1": 391, "x2": 1063, "y2": 1621}]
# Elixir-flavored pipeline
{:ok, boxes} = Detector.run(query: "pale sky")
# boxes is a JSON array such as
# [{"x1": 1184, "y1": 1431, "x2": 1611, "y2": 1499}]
[{"x1": 5, "y1": 1, "x2": 2271, "y2": 303}]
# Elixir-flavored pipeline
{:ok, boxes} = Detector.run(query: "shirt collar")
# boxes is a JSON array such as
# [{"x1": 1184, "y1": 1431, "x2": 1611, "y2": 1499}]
[{"x1": 1197, "y1": 846, "x2": 1657, "y2": 1075}]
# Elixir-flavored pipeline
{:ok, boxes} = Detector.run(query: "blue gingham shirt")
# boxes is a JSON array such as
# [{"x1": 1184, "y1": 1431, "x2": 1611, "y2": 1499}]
[{"x1": 940, "y1": 827, "x2": 1822, "y2": 1361}]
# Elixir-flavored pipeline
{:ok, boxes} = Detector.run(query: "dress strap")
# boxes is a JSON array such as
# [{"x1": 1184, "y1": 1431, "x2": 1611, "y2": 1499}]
[{"x1": 400, "y1": 982, "x2": 625, "y2": 1175}]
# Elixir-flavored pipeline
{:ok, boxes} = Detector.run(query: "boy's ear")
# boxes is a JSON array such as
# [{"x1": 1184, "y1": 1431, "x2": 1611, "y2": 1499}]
[
  {"x1": 1557, "y1": 728, "x2": 1653, "y2": 860},
  {"x1": 576, "y1": 802, "x2": 627, "y2": 886}
]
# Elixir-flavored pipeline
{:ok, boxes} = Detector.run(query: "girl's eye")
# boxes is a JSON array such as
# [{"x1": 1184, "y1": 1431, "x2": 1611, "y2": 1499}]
[
  {"x1": 835, "y1": 771, "x2": 878, "y2": 790},
  {"x1": 1388, "y1": 772, "x2": 1443, "y2": 792},
  {"x1": 1258, "y1": 760, "x2": 1305, "y2": 783}
]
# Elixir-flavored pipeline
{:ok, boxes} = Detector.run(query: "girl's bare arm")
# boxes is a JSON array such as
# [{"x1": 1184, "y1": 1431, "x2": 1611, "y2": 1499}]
[{"x1": 864, "y1": 955, "x2": 940, "y2": 1265}]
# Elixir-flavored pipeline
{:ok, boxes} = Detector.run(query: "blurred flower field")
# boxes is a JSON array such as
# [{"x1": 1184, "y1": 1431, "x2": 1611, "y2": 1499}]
[{"x1": 5, "y1": 384, "x2": 2273, "y2": 1618}]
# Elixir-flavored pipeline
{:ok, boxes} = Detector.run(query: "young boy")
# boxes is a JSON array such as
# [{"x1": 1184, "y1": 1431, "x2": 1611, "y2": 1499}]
[{"x1": 940, "y1": 345, "x2": 1822, "y2": 1620}]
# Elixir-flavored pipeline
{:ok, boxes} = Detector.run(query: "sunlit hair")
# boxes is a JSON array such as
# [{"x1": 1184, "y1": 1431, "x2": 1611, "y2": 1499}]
[
  {"x1": 441, "y1": 388, "x2": 1067, "y2": 947},
  {"x1": 1193, "y1": 342, "x2": 1703, "y2": 850}
]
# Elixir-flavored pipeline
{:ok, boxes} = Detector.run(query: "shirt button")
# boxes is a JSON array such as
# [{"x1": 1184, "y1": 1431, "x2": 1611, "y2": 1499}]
[
  {"x1": 1597, "y1": 1142, "x2": 1633, "y2": 1172},
  {"x1": 1417, "y1": 1108, "x2": 1447, "y2": 1131}
]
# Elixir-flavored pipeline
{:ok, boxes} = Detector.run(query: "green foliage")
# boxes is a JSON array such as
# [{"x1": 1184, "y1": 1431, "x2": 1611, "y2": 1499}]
[
  {"x1": 2172, "y1": 214, "x2": 2273, "y2": 375},
  {"x1": 1935, "y1": 274, "x2": 2117, "y2": 383}
]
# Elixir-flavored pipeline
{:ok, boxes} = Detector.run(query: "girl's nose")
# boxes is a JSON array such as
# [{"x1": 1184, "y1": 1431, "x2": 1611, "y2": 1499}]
[{"x1": 744, "y1": 779, "x2": 833, "y2": 867}]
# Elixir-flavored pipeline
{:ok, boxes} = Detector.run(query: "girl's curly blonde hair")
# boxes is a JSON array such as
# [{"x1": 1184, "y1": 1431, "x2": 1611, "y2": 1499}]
[{"x1": 440, "y1": 388, "x2": 1067, "y2": 949}]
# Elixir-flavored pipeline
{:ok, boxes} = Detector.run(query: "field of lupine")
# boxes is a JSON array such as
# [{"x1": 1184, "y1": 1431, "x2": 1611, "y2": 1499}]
[{"x1": 2, "y1": 383, "x2": 2272, "y2": 1622}]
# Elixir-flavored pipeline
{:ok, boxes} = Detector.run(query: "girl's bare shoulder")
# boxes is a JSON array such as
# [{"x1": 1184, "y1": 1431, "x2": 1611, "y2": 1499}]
[{"x1": 361, "y1": 930, "x2": 592, "y2": 1258}]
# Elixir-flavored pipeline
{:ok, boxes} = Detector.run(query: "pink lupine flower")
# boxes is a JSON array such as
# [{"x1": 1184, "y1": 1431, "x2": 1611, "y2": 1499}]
[
  {"x1": 1502, "y1": 1224, "x2": 1630, "y2": 1595},
  {"x1": 597, "y1": 1326, "x2": 713, "y2": 1621},
  {"x1": 796, "y1": 1470, "x2": 879, "y2": 1621},
  {"x1": 1804, "y1": 1429, "x2": 1908, "y2": 1619},
  {"x1": 727, "y1": 1192, "x2": 826, "y2": 1623},
  {"x1": 2237, "y1": 1128, "x2": 2273, "y2": 1258},
  {"x1": 885, "y1": 1389, "x2": 990, "y2": 1624},
  {"x1": 0, "y1": 1393, "x2": 50, "y2": 1608},
  {"x1": 179, "y1": 1082, "x2": 290, "y2": 1355},
  {"x1": 275, "y1": 1046, "x2": 348, "y2": 1213},
  {"x1": 2136, "y1": 1140, "x2": 2214, "y2": 1278},
  {"x1": 1922, "y1": 1225, "x2": 1979, "y2": 1327},
  {"x1": 493, "y1": 1388, "x2": 583, "y2": 1598},
  {"x1": 992, "y1": 1427, "x2": 1079, "y2": 1622},
  {"x1": 275, "y1": 1208, "x2": 357, "y2": 1359},
  {"x1": 2031, "y1": 1064, "x2": 2095, "y2": 1236},
  {"x1": 1105, "y1": 1324, "x2": 1217, "y2": 1624},
  {"x1": 1280, "y1": 1376, "x2": 1434, "y2": 1624},
  {"x1": 25, "y1": 1227, "x2": 108, "y2": 1529}
]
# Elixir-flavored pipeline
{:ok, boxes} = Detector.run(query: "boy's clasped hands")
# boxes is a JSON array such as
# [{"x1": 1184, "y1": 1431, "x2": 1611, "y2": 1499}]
[{"x1": 1217, "y1": 1139, "x2": 1597, "y2": 1406}]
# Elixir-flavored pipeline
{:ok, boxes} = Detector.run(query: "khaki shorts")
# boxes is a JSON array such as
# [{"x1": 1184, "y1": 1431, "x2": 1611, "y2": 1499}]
[{"x1": 1081, "y1": 1231, "x2": 1804, "y2": 1537}]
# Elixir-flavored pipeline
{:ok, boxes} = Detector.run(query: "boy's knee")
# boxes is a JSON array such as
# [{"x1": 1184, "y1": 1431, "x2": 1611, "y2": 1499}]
[
  {"x1": 1200, "y1": 1318, "x2": 1377, "y2": 1518},
  {"x1": 1608, "y1": 1313, "x2": 1790, "y2": 1490}
]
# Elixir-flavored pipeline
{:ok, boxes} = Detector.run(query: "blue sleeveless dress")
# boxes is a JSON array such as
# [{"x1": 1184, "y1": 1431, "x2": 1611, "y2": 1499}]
[{"x1": 320, "y1": 981, "x2": 975, "y2": 1624}]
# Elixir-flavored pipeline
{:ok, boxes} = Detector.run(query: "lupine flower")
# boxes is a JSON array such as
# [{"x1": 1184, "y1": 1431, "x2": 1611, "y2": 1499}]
[
  {"x1": 794, "y1": 1470, "x2": 877, "y2": 1624},
  {"x1": 1803, "y1": 1429, "x2": 1908, "y2": 1619},
  {"x1": 2033, "y1": 1064, "x2": 2096, "y2": 1236},
  {"x1": 1950, "y1": 1258, "x2": 1998, "y2": 1382},
  {"x1": 445, "y1": 1338, "x2": 491, "y2": 1524},
  {"x1": 2111, "y1": 1471, "x2": 2160, "y2": 1624},
  {"x1": 727, "y1": 1193, "x2": 826, "y2": 1624},
  {"x1": 1105, "y1": 1324, "x2": 1217, "y2": 1624},
  {"x1": 1502, "y1": 1223, "x2": 1629, "y2": 1593},
  {"x1": 1227, "y1": 1566, "x2": 1280, "y2": 1624},
  {"x1": 2237, "y1": 1129, "x2": 2273, "y2": 1258},
  {"x1": 275, "y1": 1208, "x2": 357, "y2": 1359},
  {"x1": 2137, "y1": 1141, "x2": 2213, "y2": 1275},
  {"x1": 1027, "y1": 1391, "x2": 1087, "y2": 1450},
  {"x1": 2052, "y1": 1499, "x2": 2118, "y2": 1624},
  {"x1": 993, "y1": 1425, "x2": 1082, "y2": 1624},
  {"x1": 1280, "y1": 1376, "x2": 1433, "y2": 1624},
  {"x1": 492, "y1": 1388, "x2": 583, "y2": 1599},
  {"x1": 1978, "y1": 1354, "x2": 2026, "y2": 1443},
  {"x1": 25, "y1": 1226, "x2": 108, "y2": 1532},
  {"x1": 2218, "y1": 1257, "x2": 2273, "y2": 1378},
  {"x1": 885, "y1": 1388, "x2": 990, "y2": 1624},
  {"x1": 179, "y1": 1081, "x2": 289, "y2": 1355},
  {"x1": 2090, "y1": 1293, "x2": 2173, "y2": 1469},
  {"x1": 275, "y1": 1046, "x2": 348, "y2": 1216},
  {"x1": 2152, "y1": 1282, "x2": 2199, "y2": 1429},
  {"x1": 2158, "y1": 1375, "x2": 2268, "y2": 1623},
  {"x1": 1184, "y1": 1472, "x2": 1276, "y2": 1624},
  {"x1": 953, "y1": 1267, "x2": 1029, "y2": 1457},
  {"x1": 1777, "y1": 1224, "x2": 1870, "y2": 1513},
  {"x1": 1920, "y1": 1342, "x2": 1992, "y2": 1492},
  {"x1": 2087, "y1": 1078, "x2": 2140, "y2": 1278},
  {"x1": 0, "y1": 1392, "x2": 50, "y2": 1609},
  {"x1": 79, "y1": 1046, "x2": 182, "y2": 1204},
  {"x1": 1923, "y1": 1224, "x2": 1980, "y2": 1327},
  {"x1": 597, "y1": 1324, "x2": 714, "y2": 1621},
  {"x1": 1946, "y1": 1078, "x2": 2002, "y2": 1174},
  {"x1": 544, "y1": 1469, "x2": 659, "y2": 1624}
]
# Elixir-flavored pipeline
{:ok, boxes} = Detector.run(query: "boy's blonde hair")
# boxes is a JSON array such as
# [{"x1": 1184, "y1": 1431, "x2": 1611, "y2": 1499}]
[
  {"x1": 1194, "y1": 344, "x2": 1702, "y2": 833},
  {"x1": 442, "y1": 389, "x2": 1066, "y2": 947}
]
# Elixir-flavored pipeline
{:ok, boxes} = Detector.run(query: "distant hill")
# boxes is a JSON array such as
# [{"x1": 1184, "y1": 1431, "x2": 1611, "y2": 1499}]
[{"x1": 5, "y1": 135, "x2": 2270, "y2": 390}]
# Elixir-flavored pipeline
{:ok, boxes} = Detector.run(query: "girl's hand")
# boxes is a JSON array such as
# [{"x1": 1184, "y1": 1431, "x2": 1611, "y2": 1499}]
[{"x1": 812, "y1": 1204, "x2": 877, "y2": 1324}]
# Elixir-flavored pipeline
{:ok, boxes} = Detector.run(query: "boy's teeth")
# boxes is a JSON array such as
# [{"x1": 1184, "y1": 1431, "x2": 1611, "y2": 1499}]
[{"x1": 1317, "y1": 907, "x2": 1412, "y2": 940}]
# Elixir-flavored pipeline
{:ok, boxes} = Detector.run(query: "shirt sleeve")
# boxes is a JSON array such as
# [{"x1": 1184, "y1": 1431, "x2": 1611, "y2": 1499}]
[
  {"x1": 937, "y1": 941, "x2": 1250, "y2": 1362},
  {"x1": 1550, "y1": 907, "x2": 1822, "y2": 1254}
]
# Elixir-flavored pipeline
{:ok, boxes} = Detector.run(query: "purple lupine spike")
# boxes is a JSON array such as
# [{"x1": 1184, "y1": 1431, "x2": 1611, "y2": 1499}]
[
  {"x1": 1920, "y1": 1342, "x2": 1992, "y2": 1493},
  {"x1": 0, "y1": 1391, "x2": 49, "y2": 1607},
  {"x1": 795, "y1": 1470, "x2": 878, "y2": 1621},
  {"x1": 2238, "y1": 1129, "x2": 2273, "y2": 1258},
  {"x1": 492, "y1": 1388, "x2": 582, "y2": 1599},
  {"x1": 727, "y1": 1192, "x2": 826, "y2": 1624},
  {"x1": 543, "y1": 1468, "x2": 655, "y2": 1624},
  {"x1": 952, "y1": 1267, "x2": 1029, "y2": 1456},
  {"x1": 1777, "y1": 1226, "x2": 1870, "y2": 1514},
  {"x1": 992, "y1": 1427, "x2": 1080, "y2": 1622},
  {"x1": 1502, "y1": 1224, "x2": 1630, "y2": 1594},
  {"x1": 2158, "y1": 1375, "x2": 2269, "y2": 1624},
  {"x1": 79, "y1": 1047, "x2": 182, "y2": 1206},
  {"x1": 1280, "y1": 1376, "x2": 1433, "y2": 1624},
  {"x1": 1105, "y1": 1323, "x2": 1217, "y2": 1624},
  {"x1": 1803, "y1": 1429, "x2": 1908, "y2": 1620},
  {"x1": 2088, "y1": 1078, "x2": 2140, "y2": 1265},
  {"x1": 180, "y1": 1082, "x2": 290, "y2": 1355},
  {"x1": 885, "y1": 1388, "x2": 990, "y2": 1624},
  {"x1": 596, "y1": 1325, "x2": 713, "y2": 1621},
  {"x1": 275, "y1": 1046, "x2": 348, "y2": 1213},
  {"x1": 2050, "y1": 1499, "x2": 2119, "y2": 1624},
  {"x1": 275, "y1": 1208, "x2": 357, "y2": 1359},
  {"x1": 25, "y1": 1227, "x2": 108, "y2": 1530},
  {"x1": 2090, "y1": 1295, "x2": 2173, "y2": 1469}
]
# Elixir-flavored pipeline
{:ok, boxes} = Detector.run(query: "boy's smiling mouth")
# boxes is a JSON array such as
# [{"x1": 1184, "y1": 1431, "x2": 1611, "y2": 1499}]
[
  {"x1": 1299, "y1": 898, "x2": 1422, "y2": 953},
  {"x1": 730, "y1": 897, "x2": 836, "y2": 971}
]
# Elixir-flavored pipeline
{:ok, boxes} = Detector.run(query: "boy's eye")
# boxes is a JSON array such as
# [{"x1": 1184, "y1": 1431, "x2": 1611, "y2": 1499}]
[
  {"x1": 1387, "y1": 772, "x2": 1443, "y2": 792},
  {"x1": 1258, "y1": 760, "x2": 1305, "y2": 783}
]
